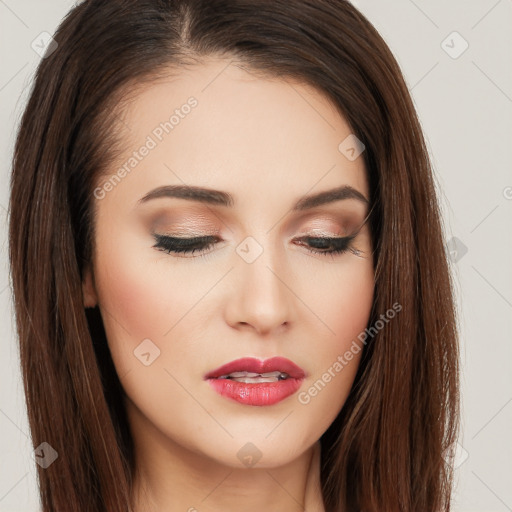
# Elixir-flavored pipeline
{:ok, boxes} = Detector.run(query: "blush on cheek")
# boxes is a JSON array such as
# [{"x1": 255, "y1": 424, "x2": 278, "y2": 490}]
[
  {"x1": 345, "y1": 266, "x2": 375, "y2": 333},
  {"x1": 94, "y1": 254, "x2": 168, "y2": 358},
  {"x1": 321, "y1": 276, "x2": 374, "y2": 347}
]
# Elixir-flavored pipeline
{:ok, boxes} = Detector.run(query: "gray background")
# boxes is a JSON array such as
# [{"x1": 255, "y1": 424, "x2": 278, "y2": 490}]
[{"x1": 0, "y1": 0, "x2": 511, "y2": 510}]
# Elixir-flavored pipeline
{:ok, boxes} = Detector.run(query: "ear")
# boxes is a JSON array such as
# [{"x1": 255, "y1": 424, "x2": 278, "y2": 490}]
[{"x1": 82, "y1": 265, "x2": 98, "y2": 308}]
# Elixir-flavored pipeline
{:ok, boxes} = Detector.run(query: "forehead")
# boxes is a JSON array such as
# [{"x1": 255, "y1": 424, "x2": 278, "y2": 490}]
[{"x1": 104, "y1": 57, "x2": 369, "y2": 207}]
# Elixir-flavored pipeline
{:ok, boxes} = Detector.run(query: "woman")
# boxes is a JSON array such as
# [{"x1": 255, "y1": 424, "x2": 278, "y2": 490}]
[{"x1": 8, "y1": 1, "x2": 459, "y2": 510}]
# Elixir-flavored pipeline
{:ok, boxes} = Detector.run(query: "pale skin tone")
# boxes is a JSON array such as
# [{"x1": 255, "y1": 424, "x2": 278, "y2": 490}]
[{"x1": 82, "y1": 57, "x2": 374, "y2": 512}]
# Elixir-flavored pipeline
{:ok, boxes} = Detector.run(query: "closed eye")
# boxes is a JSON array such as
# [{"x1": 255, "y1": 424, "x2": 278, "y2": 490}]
[{"x1": 152, "y1": 233, "x2": 361, "y2": 259}]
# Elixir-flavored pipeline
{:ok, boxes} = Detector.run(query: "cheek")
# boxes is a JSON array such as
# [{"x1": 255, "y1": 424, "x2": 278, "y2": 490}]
[
  {"x1": 306, "y1": 258, "x2": 375, "y2": 347},
  {"x1": 92, "y1": 235, "x2": 198, "y2": 372},
  {"x1": 296, "y1": 259, "x2": 374, "y2": 409}
]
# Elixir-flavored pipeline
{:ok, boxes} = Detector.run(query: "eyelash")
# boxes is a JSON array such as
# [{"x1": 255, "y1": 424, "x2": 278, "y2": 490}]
[{"x1": 152, "y1": 233, "x2": 359, "y2": 259}]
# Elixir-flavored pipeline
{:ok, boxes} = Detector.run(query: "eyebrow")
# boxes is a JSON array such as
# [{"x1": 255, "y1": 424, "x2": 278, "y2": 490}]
[{"x1": 138, "y1": 184, "x2": 369, "y2": 210}]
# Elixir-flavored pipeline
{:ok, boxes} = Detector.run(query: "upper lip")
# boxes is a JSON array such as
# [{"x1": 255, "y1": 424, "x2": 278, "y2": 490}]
[{"x1": 204, "y1": 357, "x2": 306, "y2": 380}]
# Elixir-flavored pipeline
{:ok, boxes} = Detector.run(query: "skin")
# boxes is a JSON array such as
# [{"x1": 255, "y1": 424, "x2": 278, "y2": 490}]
[{"x1": 82, "y1": 57, "x2": 374, "y2": 512}]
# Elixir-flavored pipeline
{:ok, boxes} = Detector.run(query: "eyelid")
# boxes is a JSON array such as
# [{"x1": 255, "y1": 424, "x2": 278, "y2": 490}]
[
  {"x1": 153, "y1": 225, "x2": 361, "y2": 243},
  {"x1": 150, "y1": 209, "x2": 367, "y2": 244},
  {"x1": 297, "y1": 228, "x2": 347, "y2": 238},
  {"x1": 152, "y1": 230, "x2": 363, "y2": 260}
]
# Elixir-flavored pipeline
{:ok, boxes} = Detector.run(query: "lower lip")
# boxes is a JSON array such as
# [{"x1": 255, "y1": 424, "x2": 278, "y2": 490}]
[{"x1": 207, "y1": 377, "x2": 303, "y2": 406}]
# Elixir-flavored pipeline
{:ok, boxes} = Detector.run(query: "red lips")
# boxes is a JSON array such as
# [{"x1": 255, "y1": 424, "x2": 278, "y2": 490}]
[
  {"x1": 205, "y1": 356, "x2": 307, "y2": 406},
  {"x1": 204, "y1": 356, "x2": 306, "y2": 380}
]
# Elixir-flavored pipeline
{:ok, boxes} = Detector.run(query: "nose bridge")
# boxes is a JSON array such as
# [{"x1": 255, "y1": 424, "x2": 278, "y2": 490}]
[{"x1": 229, "y1": 231, "x2": 293, "y2": 333}]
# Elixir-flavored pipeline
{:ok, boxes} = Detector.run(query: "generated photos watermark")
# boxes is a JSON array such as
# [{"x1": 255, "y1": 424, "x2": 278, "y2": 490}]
[
  {"x1": 298, "y1": 302, "x2": 402, "y2": 405},
  {"x1": 93, "y1": 96, "x2": 198, "y2": 200}
]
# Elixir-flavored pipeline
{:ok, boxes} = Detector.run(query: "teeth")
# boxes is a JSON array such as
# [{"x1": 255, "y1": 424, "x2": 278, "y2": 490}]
[
  {"x1": 227, "y1": 372, "x2": 261, "y2": 378},
  {"x1": 230, "y1": 377, "x2": 279, "y2": 383},
  {"x1": 218, "y1": 371, "x2": 289, "y2": 382}
]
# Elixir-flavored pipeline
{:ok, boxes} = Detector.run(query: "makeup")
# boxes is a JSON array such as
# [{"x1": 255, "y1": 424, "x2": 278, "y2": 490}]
[{"x1": 205, "y1": 357, "x2": 306, "y2": 406}]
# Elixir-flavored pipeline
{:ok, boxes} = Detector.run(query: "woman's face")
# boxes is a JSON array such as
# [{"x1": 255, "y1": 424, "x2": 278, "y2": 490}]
[{"x1": 83, "y1": 57, "x2": 374, "y2": 469}]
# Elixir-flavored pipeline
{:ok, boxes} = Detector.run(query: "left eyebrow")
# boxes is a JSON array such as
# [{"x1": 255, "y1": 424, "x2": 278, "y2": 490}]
[
  {"x1": 292, "y1": 184, "x2": 369, "y2": 210},
  {"x1": 137, "y1": 184, "x2": 369, "y2": 210}
]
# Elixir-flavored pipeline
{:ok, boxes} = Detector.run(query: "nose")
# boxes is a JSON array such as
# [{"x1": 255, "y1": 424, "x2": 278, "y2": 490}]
[{"x1": 224, "y1": 239, "x2": 294, "y2": 336}]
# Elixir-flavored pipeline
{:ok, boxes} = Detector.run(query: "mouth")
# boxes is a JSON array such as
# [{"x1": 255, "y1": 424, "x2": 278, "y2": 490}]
[{"x1": 204, "y1": 357, "x2": 306, "y2": 406}]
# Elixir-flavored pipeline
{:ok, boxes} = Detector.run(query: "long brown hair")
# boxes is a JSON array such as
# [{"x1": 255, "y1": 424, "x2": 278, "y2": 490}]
[{"x1": 8, "y1": 1, "x2": 459, "y2": 510}]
